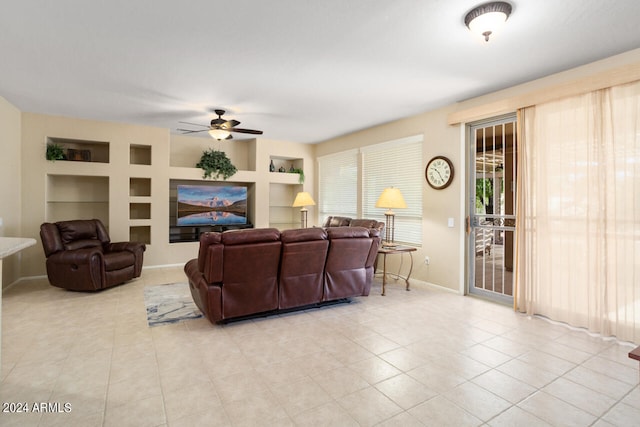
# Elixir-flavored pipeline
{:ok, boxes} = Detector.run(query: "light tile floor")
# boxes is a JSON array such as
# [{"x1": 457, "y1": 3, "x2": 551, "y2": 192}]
[{"x1": 1, "y1": 266, "x2": 638, "y2": 426}]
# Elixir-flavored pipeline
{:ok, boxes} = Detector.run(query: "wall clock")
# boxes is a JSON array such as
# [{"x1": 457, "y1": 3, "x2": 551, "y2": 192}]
[{"x1": 425, "y1": 156, "x2": 454, "y2": 189}]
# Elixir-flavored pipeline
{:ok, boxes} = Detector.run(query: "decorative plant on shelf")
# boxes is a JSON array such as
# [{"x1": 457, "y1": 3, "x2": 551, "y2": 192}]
[
  {"x1": 196, "y1": 149, "x2": 237, "y2": 180},
  {"x1": 46, "y1": 143, "x2": 65, "y2": 161},
  {"x1": 289, "y1": 168, "x2": 305, "y2": 184}
]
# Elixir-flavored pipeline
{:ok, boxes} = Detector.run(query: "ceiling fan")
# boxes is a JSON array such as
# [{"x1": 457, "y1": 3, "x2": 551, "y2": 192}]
[{"x1": 177, "y1": 109, "x2": 263, "y2": 140}]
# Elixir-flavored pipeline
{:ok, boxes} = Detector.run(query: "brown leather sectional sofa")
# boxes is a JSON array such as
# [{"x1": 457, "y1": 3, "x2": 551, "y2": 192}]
[
  {"x1": 184, "y1": 226, "x2": 380, "y2": 323},
  {"x1": 322, "y1": 216, "x2": 385, "y2": 233}
]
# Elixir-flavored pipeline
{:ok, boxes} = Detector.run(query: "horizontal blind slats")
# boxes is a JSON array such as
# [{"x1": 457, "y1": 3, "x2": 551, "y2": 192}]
[
  {"x1": 318, "y1": 151, "x2": 358, "y2": 220},
  {"x1": 363, "y1": 140, "x2": 422, "y2": 245}
]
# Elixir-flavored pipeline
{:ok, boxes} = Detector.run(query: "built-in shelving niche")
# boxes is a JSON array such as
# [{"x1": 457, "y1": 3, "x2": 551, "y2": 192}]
[
  {"x1": 47, "y1": 137, "x2": 110, "y2": 163},
  {"x1": 268, "y1": 155, "x2": 304, "y2": 230},
  {"x1": 46, "y1": 175, "x2": 109, "y2": 224},
  {"x1": 130, "y1": 226, "x2": 151, "y2": 244},
  {"x1": 130, "y1": 178, "x2": 151, "y2": 197},
  {"x1": 130, "y1": 144, "x2": 151, "y2": 165},
  {"x1": 129, "y1": 203, "x2": 151, "y2": 220},
  {"x1": 269, "y1": 182, "x2": 302, "y2": 230}
]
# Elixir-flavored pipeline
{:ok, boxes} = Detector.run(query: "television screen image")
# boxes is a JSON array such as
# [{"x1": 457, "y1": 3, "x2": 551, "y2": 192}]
[{"x1": 177, "y1": 185, "x2": 247, "y2": 226}]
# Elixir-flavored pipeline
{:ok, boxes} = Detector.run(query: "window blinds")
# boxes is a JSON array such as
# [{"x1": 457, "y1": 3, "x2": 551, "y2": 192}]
[
  {"x1": 317, "y1": 149, "x2": 358, "y2": 223},
  {"x1": 362, "y1": 136, "x2": 423, "y2": 245}
]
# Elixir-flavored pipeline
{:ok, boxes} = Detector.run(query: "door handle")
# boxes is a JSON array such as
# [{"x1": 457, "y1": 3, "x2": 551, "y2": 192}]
[{"x1": 466, "y1": 216, "x2": 471, "y2": 234}]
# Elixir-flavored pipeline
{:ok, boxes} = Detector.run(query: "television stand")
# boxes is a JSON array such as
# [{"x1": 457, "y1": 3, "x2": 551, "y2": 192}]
[{"x1": 169, "y1": 224, "x2": 253, "y2": 243}]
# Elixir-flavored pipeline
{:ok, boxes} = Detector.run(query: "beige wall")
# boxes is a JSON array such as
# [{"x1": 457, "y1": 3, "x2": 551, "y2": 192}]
[
  {"x1": 6, "y1": 48, "x2": 640, "y2": 289},
  {"x1": 0, "y1": 96, "x2": 23, "y2": 287},
  {"x1": 167, "y1": 135, "x2": 315, "y2": 263},
  {"x1": 316, "y1": 107, "x2": 464, "y2": 292},
  {"x1": 17, "y1": 113, "x2": 315, "y2": 277},
  {"x1": 20, "y1": 113, "x2": 171, "y2": 276},
  {"x1": 316, "y1": 48, "x2": 640, "y2": 294}
]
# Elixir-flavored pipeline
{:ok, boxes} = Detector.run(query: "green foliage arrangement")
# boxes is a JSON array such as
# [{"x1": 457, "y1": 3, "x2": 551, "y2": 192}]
[
  {"x1": 289, "y1": 168, "x2": 305, "y2": 184},
  {"x1": 196, "y1": 149, "x2": 237, "y2": 180},
  {"x1": 475, "y1": 178, "x2": 493, "y2": 211},
  {"x1": 46, "y1": 143, "x2": 65, "y2": 161}
]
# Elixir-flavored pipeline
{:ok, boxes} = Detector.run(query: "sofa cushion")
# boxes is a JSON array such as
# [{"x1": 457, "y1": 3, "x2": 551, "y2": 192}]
[
  {"x1": 350, "y1": 219, "x2": 381, "y2": 229},
  {"x1": 322, "y1": 216, "x2": 352, "y2": 227},
  {"x1": 64, "y1": 239, "x2": 103, "y2": 251},
  {"x1": 324, "y1": 227, "x2": 373, "y2": 301},
  {"x1": 222, "y1": 228, "x2": 280, "y2": 246},
  {"x1": 326, "y1": 226, "x2": 370, "y2": 239},
  {"x1": 57, "y1": 220, "x2": 98, "y2": 244},
  {"x1": 103, "y1": 251, "x2": 135, "y2": 272},
  {"x1": 279, "y1": 228, "x2": 329, "y2": 310},
  {"x1": 281, "y1": 227, "x2": 327, "y2": 243}
]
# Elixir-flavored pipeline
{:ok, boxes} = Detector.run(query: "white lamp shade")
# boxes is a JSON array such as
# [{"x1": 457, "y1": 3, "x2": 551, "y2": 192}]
[
  {"x1": 464, "y1": 2, "x2": 512, "y2": 42},
  {"x1": 468, "y1": 11, "x2": 508, "y2": 38},
  {"x1": 208, "y1": 128, "x2": 231, "y2": 140},
  {"x1": 375, "y1": 187, "x2": 407, "y2": 209},
  {"x1": 292, "y1": 191, "x2": 316, "y2": 207}
]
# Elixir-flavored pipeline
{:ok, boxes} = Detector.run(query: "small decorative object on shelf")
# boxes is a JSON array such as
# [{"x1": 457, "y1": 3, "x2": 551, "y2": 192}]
[
  {"x1": 278, "y1": 166, "x2": 286, "y2": 173},
  {"x1": 67, "y1": 148, "x2": 91, "y2": 162},
  {"x1": 196, "y1": 149, "x2": 237, "y2": 180},
  {"x1": 289, "y1": 168, "x2": 305, "y2": 184},
  {"x1": 46, "y1": 143, "x2": 65, "y2": 161},
  {"x1": 270, "y1": 159, "x2": 276, "y2": 172}
]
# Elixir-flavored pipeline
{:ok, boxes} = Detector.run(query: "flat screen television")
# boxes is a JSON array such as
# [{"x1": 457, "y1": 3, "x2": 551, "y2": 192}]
[{"x1": 176, "y1": 184, "x2": 247, "y2": 226}]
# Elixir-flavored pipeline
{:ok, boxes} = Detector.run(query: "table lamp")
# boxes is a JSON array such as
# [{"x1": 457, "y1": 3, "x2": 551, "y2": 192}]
[
  {"x1": 375, "y1": 187, "x2": 406, "y2": 247},
  {"x1": 292, "y1": 191, "x2": 316, "y2": 228}
]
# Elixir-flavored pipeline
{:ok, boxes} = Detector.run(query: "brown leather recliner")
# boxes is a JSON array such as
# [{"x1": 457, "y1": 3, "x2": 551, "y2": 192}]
[
  {"x1": 323, "y1": 227, "x2": 378, "y2": 300},
  {"x1": 186, "y1": 228, "x2": 282, "y2": 322},
  {"x1": 40, "y1": 219, "x2": 146, "y2": 291},
  {"x1": 279, "y1": 228, "x2": 329, "y2": 309}
]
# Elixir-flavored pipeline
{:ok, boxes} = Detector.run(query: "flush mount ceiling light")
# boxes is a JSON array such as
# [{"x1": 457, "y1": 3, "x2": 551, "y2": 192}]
[{"x1": 465, "y1": 1, "x2": 512, "y2": 42}]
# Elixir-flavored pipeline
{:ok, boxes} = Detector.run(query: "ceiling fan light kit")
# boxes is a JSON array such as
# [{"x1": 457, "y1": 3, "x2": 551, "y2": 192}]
[
  {"x1": 465, "y1": 1, "x2": 512, "y2": 42},
  {"x1": 178, "y1": 109, "x2": 263, "y2": 141},
  {"x1": 208, "y1": 128, "x2": 231, "y2": 140}
]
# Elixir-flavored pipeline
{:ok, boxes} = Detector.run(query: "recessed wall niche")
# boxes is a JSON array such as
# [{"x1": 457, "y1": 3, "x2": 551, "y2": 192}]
[
  {"x1": 47, "y1": 137, "x2": 110, "y2": 163},
  {"x1": 129, "y1": 177, "x2": 151, "y2": 196},
  {"x1": 46, "y1": 175, "x2": 109, "y2": 224},
  {"x1": 130, "y1": 225, "x2": 151, "y2": 244},
  {"x1": 130, "y1": 144, "x2": 151, "y2": 165}
]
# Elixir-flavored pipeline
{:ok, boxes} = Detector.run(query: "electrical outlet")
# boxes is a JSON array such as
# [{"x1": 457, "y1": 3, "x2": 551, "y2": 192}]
[{"x1": 424, "y1": 256, "x2": 430, "y2": 265}]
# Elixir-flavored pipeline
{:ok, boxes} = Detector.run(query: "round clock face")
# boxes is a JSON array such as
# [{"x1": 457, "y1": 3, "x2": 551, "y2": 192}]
[{"x1": 426, "y1": 156, "x2": 454, "y2": 189}]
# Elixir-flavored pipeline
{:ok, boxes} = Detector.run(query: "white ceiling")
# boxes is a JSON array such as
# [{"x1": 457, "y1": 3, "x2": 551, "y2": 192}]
[{"x1": 2, "y1": 1, "x2": 639, "y2": 143}]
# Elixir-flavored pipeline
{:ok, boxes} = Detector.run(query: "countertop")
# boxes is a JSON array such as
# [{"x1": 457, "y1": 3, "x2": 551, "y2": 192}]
[{"x1": 0, "y1": 237, "x2": 37, "y2": 259}]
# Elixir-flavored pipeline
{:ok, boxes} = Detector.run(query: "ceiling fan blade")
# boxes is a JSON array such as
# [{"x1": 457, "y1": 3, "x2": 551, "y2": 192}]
[
  {"x1": 218, "y1": 121, "x2": 241, "y2": 131},
  {"x1": 229, "y1": 128, "x2": 263, "y2": 135},
  {"x1": 178, "y1": 121, "x2": 210, "y2": 128},
  {"x1": 177, "y1": 128, "x2": 209, "y2": 134}
]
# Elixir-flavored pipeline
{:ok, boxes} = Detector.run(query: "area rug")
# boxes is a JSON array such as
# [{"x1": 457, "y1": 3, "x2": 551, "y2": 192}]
[{"x1": 144, "y1": 282, "x2": 203, "y2": 327}]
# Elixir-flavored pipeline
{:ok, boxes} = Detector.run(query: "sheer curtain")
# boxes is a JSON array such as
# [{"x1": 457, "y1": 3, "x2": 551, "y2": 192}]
[{"x1": 516, "y1": 81, "x2": 640, "y2": 343}]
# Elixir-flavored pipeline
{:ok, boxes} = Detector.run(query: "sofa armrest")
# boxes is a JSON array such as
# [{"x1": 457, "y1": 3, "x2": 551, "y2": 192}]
[
  {"x1": 45, "y1": 247, "x2": 104, "y2": 291},
  {"x1": 108, "y1": 241, "x2": 146, "y2": 254},
  {"x1": 48, "y1": 247, "x2": 104, "y2": 265},
  {"x1": 107, "y1": 242, "x2": 146, "y2": 277},
  {"x1": 203, "y1": 244, "x2": 224, "y2": 284}
]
